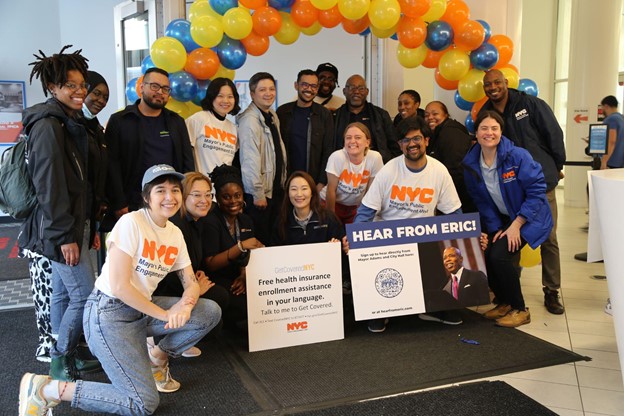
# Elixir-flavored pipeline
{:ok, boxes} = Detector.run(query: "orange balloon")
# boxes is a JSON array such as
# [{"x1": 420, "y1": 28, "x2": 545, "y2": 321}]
[
  {"x1": 397, "y1": 16, "x2": 426, "y2": 49},
  {"x1": 398, "y1": 0, "x2": 430, "y2": 18},
  {"x1": 440, "y1": 0, "x2": 469, "y2": 32},
  {"x1": 489, "y1": 34, "x2": 514, "y2": 68},
  {"x1": 341, "y1": 15, "x2": 369, "y2": 34},
  {"x1": 241, "y1": 31, "x2": 271, "y2": 56},
  {"x1": 421, "y1": 48, "x2": 444, "y2": 68},
  {"x1": 239, "y1": 0, "x2": 267, "y2": 9},
  {"x1": 184, "y1": 48, "x2": 220, "y2": 80},
  {"x1": 318, "y1": 5, "x2": 343, "y2": 28},
  {"x1": 291, "y1": 0, "x2": 319, "y2": 28},
  {"x1": 434, "y1": 68, "x2": 459, "y2": 90},
  {"x1": 471, "y1": 96, "x2": 488, "y2": 121},
  {"x1": 252, "y1": 6, "x2": 283, "y2": 37},
  {"x1": 454, "y1": 19, "x2": 485, "y2": 51}
]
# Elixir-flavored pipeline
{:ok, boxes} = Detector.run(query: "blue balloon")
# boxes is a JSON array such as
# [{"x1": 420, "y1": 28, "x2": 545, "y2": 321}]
[
  {"x1": 169, "y1": 71, "x2": 198, "y2": 102},
  {"x1": 476, "y1": 20, "x2": 491, "y2": 43},
  {"x1": 454, "y1": 91, "x2": 473, "y2": 112},
  {"x1": 465, "y1": 113, "x2": 475, "y2": 134},
  {"x1": 518, "y1": 78, "x2": 539, "y2": 97},
  {"x1": 193, "y1": 79, "x2": 211, "y2": 106},
  {"x1": 425, "y1": 21, "x2": 454, "y2": 52},
  {"x1": 209, "y1": 0, "x2": 237, "y2": 15},
  {"x1": 359, "y1": 28, "x2": 371, "y2": 36},
  {"x1": 390, "y1": 33, "x2": 398, "y2": 41},
  {"x1": 216, "y1": 36, "x2": 247, "y2": 70},
  {"x1": 141, "y1": 55, "x2": 155, "y2": 74},
  {"x1": 268, "y1": 0, "x2": 295, "y2": 10},
  {"x1": 126, "y1": 77, "x2": 140, "y2": 103},
  {"x1": 470, "y1": 43, "x2": 499, "y2": 70},
  {"x1": 165, "y1": 19, "x2": 201, "y2": 53}
]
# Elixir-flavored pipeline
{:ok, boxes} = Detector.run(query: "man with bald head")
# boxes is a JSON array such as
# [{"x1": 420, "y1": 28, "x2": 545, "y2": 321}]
[
  {"x1": 333, "y1": 75, "x2": 400, "y2": 163},
  {"x1": 479, "y1": 69, "x2": 566, "y2": 315},
  {"x1": 442, "y1": 246, "x2": 489, "y2": 307}
]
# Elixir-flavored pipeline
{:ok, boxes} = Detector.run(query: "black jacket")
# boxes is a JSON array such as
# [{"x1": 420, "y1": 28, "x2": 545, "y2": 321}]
[
  {"x1": 276, "y1": 101, "x2": 334, "y2": 185},
  {"x1": 18, "y1": 99, "x2": 91, "y2": 262},
  {"x1": 480, "y1": 89, "x2": 565, "y2": 191},
  {"x1": 334, "y1": 102, "x2": 400, "y2": 163},
  {"x1": 271, "y1": 209, "x2": 345, "y2": 246},
  {"x1": 429, "y1": 117, "x2": 476, "y2": 212},
  {"x1": 105, "y1": 101, "x2": 195, "y2": 211}
]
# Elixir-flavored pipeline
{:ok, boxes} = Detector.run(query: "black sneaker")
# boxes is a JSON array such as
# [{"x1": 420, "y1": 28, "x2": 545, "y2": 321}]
[
  {"x1": 419, "y1": 310, "x2": 463, "y2": 325},
  {"x1": 367, "y1": 318, "x2": 389, "y2": 333}
]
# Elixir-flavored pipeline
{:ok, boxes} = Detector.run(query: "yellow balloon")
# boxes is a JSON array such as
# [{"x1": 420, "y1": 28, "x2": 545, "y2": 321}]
[
  {"x1": 274, "y1": 12, "x2": 301, "y2": 45},
  {"x1": 222, "y1": 7, "x2": 253, "y2": 40},
  {"x1": 311, "y1": 0, "x2": 339, "y2": 10},
  {"x1": 500, "y1": 67, "x2": 520, "y2": 89},
  {"x1": 458, "y1": 68, "x2": 486, "y2": 102},
  {"x1": 301, "y1": 21, "x2": 323, "y2": 36},
  {"x1": 396, "y1": 43, "x2": 427, "y2": 68},
  {"x1": 438, "y1": 48, "x2": 470, "y2": 81},
  {"x1": 188, "y1": 0, "x2": 221, "y2": 22},
  {"x1": 338, "y1": 0, "x2": 370, "y2": 20},
  {"x1": 519, "y1": 245, "x2": 542, "y2": 268},
  {"x1": 421, "y1": 0, "x2": 446, "y2": 22},
  {"x1": 190, "y1": 15, "x2": 224, "y2": 48},
  {"x1": 368, "y1": 0, "x2": 401, "y2": 30},
  {"x1": 166, "y1": 98, "x2": 192, "y2": 119},
  {"x1": 150, "y1": 36, "x2": 187, "y2": 73},
  {"x1": 186, "y1": 101, "x2": 203, "y2": 117},
  {"x1": 370, "y1": 22, "x2": 397, "y2": 38},
  {"x1": 211, "y1": 65, "x2": 236, "y2": 80}
]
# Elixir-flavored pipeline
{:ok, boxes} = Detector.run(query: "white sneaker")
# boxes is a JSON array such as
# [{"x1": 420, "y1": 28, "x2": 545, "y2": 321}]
[
  {"x1": 605, "y1": 298, "x2": 613, "y2": 316},
  {"x1": 151, "y1": 360, "x2": 180, "y2": 393},
  {"x1": 181, "y1": 346, "x2": 201, "y2": 358}
]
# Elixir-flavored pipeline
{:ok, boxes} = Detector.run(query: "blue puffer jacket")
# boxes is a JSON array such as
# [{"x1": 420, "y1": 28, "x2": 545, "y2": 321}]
[{"x1": 462, "y1": 136, "x2": 553, "y2": 249}]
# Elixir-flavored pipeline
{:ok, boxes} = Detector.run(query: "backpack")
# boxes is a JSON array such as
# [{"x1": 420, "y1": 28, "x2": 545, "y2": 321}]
[{"x1": 0, "y1": 133, "x2": 37, "y2": 219}]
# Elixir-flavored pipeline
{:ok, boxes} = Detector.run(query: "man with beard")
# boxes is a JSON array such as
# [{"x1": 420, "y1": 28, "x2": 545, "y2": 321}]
[
  {"x1": 314, "y1": 63, "x2": 345, "y2": 112},
  {"x1": 334, "y1": 74, "x2": 400, "y2": 163},
  {"x1": 277, "y1": 69, "x2": 334, "y2": 191},
  {"x1": 353, "y1": 116, "x2": 463, "y2": 331},
  {"x1": 479, "y1": 69, "x2": 566, "y2": 315},
  {"x1": 106, "y1": 67, "x2": 195, "y2": 217}
]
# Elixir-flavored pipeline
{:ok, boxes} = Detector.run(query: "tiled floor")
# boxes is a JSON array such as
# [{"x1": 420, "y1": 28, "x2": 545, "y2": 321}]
[{"x1": 1, "y1": 189, "x2": 621, "y2": 414}]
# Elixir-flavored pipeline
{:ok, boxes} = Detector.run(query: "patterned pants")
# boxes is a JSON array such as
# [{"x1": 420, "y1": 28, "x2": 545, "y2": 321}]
[{"x1": 22, "y1": 249, "x2": 55, "y2": 362}]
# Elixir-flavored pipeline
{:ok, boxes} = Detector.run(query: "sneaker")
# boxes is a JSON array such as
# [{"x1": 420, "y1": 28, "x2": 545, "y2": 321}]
[
  {"x1": 418, "y1": 311, "x2": 463, "y2": 325},
  {"x1": 495, "y1": 308, "x2": 531, "y2": 328},
  {"x1": 483, "y1": 304, "x2": 512, "y2": 320},
  {"x1": 181, "y1": 346, "x2": 202, "y2": 358},
  {"x1": 19, "y1": 373, "x2": 59, "y2": 416},
  {"x1": 367, "y1": 318, "x2": 389, "y2": 333},
  {"x1": 543, "y1": 288, "x2": 565, "y2": 315},
  {"x1": 151, "y1": 360, "x2": 180, "y2": 393},
  {"x1": 605, "y1": 298, "x2": 613, "y2": 316}
]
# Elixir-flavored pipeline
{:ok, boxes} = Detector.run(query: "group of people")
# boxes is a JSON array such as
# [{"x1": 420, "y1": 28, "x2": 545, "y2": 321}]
[{"x1": 17, "y1": 44, "x2": 577, "y2": 416}]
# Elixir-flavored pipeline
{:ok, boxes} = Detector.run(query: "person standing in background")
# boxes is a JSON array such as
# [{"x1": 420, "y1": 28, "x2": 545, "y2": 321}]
[
  {"x1": 599, "y1": 95, "x2": 624, "y2": 169},
  {"x1": 314, "y1": 62, "x2": 345, "y2": 112}
]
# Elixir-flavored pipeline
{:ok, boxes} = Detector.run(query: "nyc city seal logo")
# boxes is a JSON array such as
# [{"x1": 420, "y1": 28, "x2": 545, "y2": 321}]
[{"x1": 375, "y1": 268, "x2": 403, "y2": 298}]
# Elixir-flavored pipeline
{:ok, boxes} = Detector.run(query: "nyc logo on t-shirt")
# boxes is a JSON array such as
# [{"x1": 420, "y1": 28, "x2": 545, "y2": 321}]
[
  {"x1": 141, "y1": 239, "x2": 178, "y2": 266},
  {"x1": 205, "y1": 125, "x2": 236, "y2": 145},
  {"x1": 390, "y1": 185, "x2": 434, "y2": 203},
  {"x1": 339, "y1": 169, "x2": 371, "y2": 188}
]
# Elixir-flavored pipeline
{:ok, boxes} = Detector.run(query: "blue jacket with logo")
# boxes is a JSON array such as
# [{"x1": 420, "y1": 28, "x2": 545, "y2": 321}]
[{"x1": 462, "y1": 136, "x2": 553, "y2": 249}]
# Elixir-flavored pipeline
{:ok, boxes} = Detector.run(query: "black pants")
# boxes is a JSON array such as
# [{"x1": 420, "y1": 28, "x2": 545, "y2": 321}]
[{"x1": 485, "y1": 233, "x2": 526, "y2": 311}]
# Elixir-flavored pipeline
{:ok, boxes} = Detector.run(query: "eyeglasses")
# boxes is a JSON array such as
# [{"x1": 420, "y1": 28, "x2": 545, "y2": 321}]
[
  {"x1": 319, "y1": 75, "x2": 337, "y2": 84},
  {"x1": 63, "y1": 82, "x2": 89, "y2": 92},
  {"x1": 345, "y1": 85, "x2": 367, "y2": 93},
  {"x1": 298, "y1": 82, "x2": 319, "y2": 90},
  {"x1": 399, "y1": 135, "x2": 425, "y2": 145},
  {"x1": 143, "y1": 82, "x2": 171, "y2": 94},
  {"x1": 188, "y1": 192, "x2": 212, "y2": 201}
]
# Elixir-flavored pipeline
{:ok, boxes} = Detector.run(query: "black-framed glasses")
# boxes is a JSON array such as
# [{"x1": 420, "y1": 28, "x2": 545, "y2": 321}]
[
  {"x1": 345, "y1": 85, "x2": 367, "y2": 93},
  {"x1": 399, "y1": 135, "x2": 425, "y2": 145},
  {"x1": 298, "y1": 82, "x2": 319, "y2": 90},
  {"x1": 63, "y1": 82, "x2": 89, "y2": 92},
  {"x1": 143, "y1": 82, "x2": 171, "y2": 94}
]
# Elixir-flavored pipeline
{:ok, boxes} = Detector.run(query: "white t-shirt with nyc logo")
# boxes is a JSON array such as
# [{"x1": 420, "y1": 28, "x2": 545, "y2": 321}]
[
  {"x1": 361, "y1": 155, "x2": 461, "y2": 221},
  {"x1": 320, "y1": 149, "x2": 384, "y2": 206},
  {"x1": 186, "y1": 110, "x2": 238, "y2": 176}
]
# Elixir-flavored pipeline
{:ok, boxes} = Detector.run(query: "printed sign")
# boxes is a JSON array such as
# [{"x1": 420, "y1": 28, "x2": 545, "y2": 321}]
[
  {"x1": 347, "y1": 213, "x2": 489, "y2": 321},
  {"x1": 246, "y1": 242, "x2": 343, "y2": 352}
]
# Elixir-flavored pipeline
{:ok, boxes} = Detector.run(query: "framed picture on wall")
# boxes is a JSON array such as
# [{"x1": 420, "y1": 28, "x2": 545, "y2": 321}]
[{"x1": 0, "y1": 80, "x2": 27, "y2": 146}]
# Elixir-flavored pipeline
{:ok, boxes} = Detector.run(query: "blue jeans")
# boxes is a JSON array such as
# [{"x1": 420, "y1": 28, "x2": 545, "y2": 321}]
[
  {"x1": 74, "y1": 291, "x2": 221, "y2": 415},
  {"x1": 50, "y1": 229, "x2": 95, "y2": 358}
]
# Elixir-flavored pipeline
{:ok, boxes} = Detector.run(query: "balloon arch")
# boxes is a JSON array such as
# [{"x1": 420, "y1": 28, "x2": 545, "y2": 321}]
[{"x1": 126, "y1": 0, "x2": 539, "y2": 132}]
